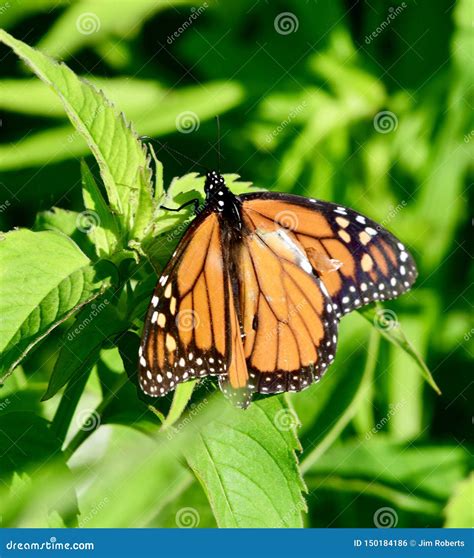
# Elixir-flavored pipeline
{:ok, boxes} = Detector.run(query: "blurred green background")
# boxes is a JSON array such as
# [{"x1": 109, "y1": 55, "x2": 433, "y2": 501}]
[{"x1": 0, "y1": 0, "x2": 472, "y2": 528}]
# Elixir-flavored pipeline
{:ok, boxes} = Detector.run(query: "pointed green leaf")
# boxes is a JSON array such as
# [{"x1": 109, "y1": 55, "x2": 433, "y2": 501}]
[
  {"x1": 0, "y1": 29, "x2": 153, "y2": 238},
  {"x1": 0, "y1": 229, "x2": 105, "y2": 382},
  {"x1": 37, "y1": 0, "x2": 199, "y2": 59},
  {"x1": 80, "y1": 160, "x2": 120, "y2": 257},
  {"x1": 359, "y1": 304, "x2": 441, "y2": 395},
  {"x1": 185, "y1": 398, "x2": 307, "y2": 527},
  {"x1": 130, "y1": 167, "x2": 155, "y2": 241},
  {"x1": 161, "y1": 381, "x2": 198, "y2": 431}
]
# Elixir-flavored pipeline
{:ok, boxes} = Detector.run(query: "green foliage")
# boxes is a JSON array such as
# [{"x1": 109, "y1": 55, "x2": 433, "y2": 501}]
[
  {"x1": 444, "y1": 474, "x2": 474, "y2": 528},
  {"x1": 0, "y1": 229, "x2": 105, "y2": 379},
  {"x1": 185, "y1": 398, "x2": 306, "y2": 527},
  {"x1": 0, "y1": 0, "x2": 471, "y2": 530}
]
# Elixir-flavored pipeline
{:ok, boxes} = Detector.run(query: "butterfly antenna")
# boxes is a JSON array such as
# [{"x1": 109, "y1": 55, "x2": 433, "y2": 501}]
[
  {"x1": 140, "y1": 136, "x2": 209, "y2": 172},
  {"x1": 215, "y1": 115, "x2": 221, "y2": 173}
]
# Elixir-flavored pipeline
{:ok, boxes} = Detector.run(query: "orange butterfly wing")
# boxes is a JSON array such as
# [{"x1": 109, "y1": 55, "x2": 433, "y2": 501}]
[
  {"x1": 138, "y1": 211, "x2": 230, "y2": 397},
  {"x1": 219, "y1": 204, "x2": 338, "y2": 406},
  {"x1": 139, "y1": 188, "x2": 418, "y2": 408},
  {"x1": 241, "y1": 193, "x2": 417, "y2": 317}
]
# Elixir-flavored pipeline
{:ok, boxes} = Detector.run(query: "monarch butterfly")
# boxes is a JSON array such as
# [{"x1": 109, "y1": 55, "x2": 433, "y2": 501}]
[{"x1": 138, "y1": 170, "x2": 417, "y2": 408}]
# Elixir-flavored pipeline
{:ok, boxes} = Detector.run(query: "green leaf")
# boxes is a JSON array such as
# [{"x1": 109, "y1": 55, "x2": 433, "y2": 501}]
[
  {"x1": 305, "y1": 437, "x2": 471, "y2": 505},
  {"x1": 150, "y1": 478, "x2": 216, "y2": 528},
  {"x1": 161, "y1": 381, "x2": 198, "y2": 431},
  {"x1": 0, "y1": 229, "x2": 104, "y2": 382},
  {"x1": 148, "y1": 144, "x2": 164, "y2": 202},
  {"x1": 0, "y1": 77, "x2": 166, "y2": 118},
  {"x1": 185, "y1": 397, "x2": 307, "y2": 527},
  {"x1": 43, "y1": 295, "x2": 127, "y2": 400},
  {"x1": 0, "y1": 79, "x2": 244, "y2": 172},
  {"x1": 34, "y1": 207, "x2": 80, "y2": 237},
  {"x1": 130, "y1": 167, "x2": 155, "y2": 241},
  {"x1": 0, "y1": 0, "x2": 71, "y2": 31},
  {"x1": 300, "y1": 326, "x2": 380, "y2": 472},
  {"x1": 0, "y1": 412, "x2": 59, "y2": 478},
  {"x1": 444, "y1": 473, "x2": 474, "y2": 527},
  {"x1": 34, "y1": 206, "x2": 106, "y2": 262},
  {"x1": 359, "y1": 304, "x2": 441, "y2": 395},
  {"x1": 0, "y1": 29, "x2": 153, "y2": 238},
  {"x1": 37, "y1": 0, "x2": 199, "y2": 60},
  {"x1": 80, "y1": 160, "x2": 121, "y2": 257}
]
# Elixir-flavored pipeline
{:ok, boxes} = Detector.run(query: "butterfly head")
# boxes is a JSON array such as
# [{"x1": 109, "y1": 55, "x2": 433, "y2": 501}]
[{"x1": 204, "y1": 170, "x2": 234, "y2": 213}]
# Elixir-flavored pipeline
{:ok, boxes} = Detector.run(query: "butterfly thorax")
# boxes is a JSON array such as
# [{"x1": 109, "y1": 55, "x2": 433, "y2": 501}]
[{"x1": 204, "y1": 171, "x2": 242, "y2": 232}]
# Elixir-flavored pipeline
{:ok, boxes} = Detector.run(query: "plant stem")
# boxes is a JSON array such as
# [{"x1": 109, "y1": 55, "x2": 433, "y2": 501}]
[{"x1": 50, "y1": 368, "x2": 92, "y2": 447}]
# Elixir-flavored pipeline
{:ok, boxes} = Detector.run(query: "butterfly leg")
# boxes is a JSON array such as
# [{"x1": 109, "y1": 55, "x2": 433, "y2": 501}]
[{"x1": 160, "y1": 198, "x2": 201, "y2": 214}]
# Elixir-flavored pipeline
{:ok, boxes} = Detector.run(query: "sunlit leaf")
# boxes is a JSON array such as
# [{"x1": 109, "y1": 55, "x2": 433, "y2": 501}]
[
  {"x1": 444, "y1": 473, "x2": 474, "y2": 528},
  {"x1": 359, "y1": 304, "x2": 441, "y2": 395},
  {"x1": 0, "y1": 229, "x2": 105, "y2": 382},
  {"x1": 185, "y1": 398, "x2": 307, "y2": 527},
  {"x1": 80, "y1": 160, "x2": 121, "y2": 257},
  {"x1": 0, "y1": 29, "x2": 153, "y2": 238}
]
